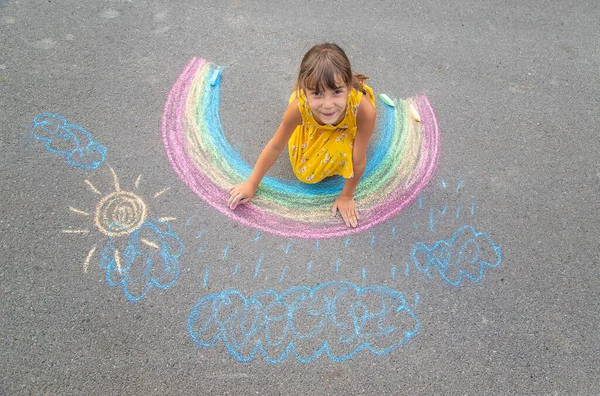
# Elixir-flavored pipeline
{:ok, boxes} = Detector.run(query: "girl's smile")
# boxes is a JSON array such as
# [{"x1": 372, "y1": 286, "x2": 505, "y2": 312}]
[{"x1": 306, "y1": 85, "x2": 348, "y2": 126}]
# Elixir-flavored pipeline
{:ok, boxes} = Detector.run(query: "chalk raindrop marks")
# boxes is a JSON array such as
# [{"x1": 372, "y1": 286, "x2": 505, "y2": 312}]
[
  {"x1": 253, "y1": 256, "x2": 263, "y2": 279},
  {"x1": 197, "y1": 241, "x2": 207, "y2": 255},
  {"x1": 429, "y1": 208, "x2": 435, "y2": 232},
  {"x1": 222, "y1": 244, "x2": 230, "y2": 260},
  {"x1": 279, "y1": 266, "x2": 287, "y2": 283},
  {"x1": 185, "y1": 215, "x2": 194, "y2": 228},
  {"x1": 307, "y1": 260, "x2": 312, "y2": 274},
  {"x1": 335, "y1": 258, "x2": 341, "y2": 273},
  {"x1": 253, "y1": 231, "x2": 262, "y2": 242},
  {"x1": 456, "y1": 179, "x2": 464, "y2": 193},
  {"x1": 203, "y1": 266, "x2": 210, "y2": 288}
]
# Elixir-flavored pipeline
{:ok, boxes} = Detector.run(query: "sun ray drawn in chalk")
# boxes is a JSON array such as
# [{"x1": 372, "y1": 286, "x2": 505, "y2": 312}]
[
  {"x1": 62, "y1": 229, "x2": 90, "y2": 234},
  {"x1": 85, "y1": 179, "x2": 101, "y2": 195},
  {"x1": 83, "y1": 244, "x2": 97, "y2": 273},
  {"x1": 154, "y1": 187, "x2": 171, "y2": 198},
  {"x1": 141, "y1": 238, "x2": 160, "y2": 250},
  {"x1": 69, "y1": 207, "x2": 90, "y2": 216}
]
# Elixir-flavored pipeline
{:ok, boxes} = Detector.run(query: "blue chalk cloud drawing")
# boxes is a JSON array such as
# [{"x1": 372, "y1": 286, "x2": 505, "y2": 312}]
[
  {"x1": 411, "y1": 225, "x2": 502, "y2": 286},
  {"x1": 100, "y1": 219, "x2": 183, "y2": 302},
  {"x1": 188, "y1": 281, "x2": 420, "y2": 363},
  {"x1": 31, "y1": 113, "x2": 106, "y2": 170}
]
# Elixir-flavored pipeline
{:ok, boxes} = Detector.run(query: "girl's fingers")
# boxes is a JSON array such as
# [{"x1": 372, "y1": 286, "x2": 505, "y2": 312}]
[
  {"x1": 228, "y1": 192, "x2": 239, "y2": 208},
  {"x1": 348, "y1": 211, "x2": 357, "y2": 228},
  {"x1": 342, "y1": 214, "x2": 351, "y2": 227}
]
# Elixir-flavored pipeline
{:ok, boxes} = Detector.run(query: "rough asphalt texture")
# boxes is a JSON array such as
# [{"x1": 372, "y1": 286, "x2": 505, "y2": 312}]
[{"x1": 1, "y1": 0, "x2": 599, "y2": 394}]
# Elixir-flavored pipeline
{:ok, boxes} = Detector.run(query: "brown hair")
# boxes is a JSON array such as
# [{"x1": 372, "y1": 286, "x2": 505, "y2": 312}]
[{"x1": 295, "y1": 43, "x2": 368, "y2": 95}]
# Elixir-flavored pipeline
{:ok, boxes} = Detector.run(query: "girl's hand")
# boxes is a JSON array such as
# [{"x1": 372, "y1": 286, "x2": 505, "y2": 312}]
[
  {"x1": 331, "y1": 196, "x2": 360, "y2": 228},
  {"x1": 228, "y1": 182, "x2": 257, "y2": 209}
]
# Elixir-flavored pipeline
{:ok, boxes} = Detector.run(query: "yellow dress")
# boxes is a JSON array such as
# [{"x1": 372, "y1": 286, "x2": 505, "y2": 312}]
[{"x1": 287, "y1": 84, "x2": 375, "y2": 184}]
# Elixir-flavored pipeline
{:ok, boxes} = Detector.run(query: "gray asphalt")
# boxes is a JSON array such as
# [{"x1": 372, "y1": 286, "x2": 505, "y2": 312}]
[{"x1": 2, "y1": 0, "x2": 599, "y2": 394}]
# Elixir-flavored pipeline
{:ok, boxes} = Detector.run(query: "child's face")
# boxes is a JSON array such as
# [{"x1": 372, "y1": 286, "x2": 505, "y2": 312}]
[{"x1": 305, "y1": 78, "x2": 348, "y2": 126}]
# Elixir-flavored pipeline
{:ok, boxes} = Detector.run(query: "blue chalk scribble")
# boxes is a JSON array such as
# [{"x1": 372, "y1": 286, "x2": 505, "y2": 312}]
[
  {"x1": 187, "y1": 281, "x2": 420, "y2": 364},
  {"x1": 31, "y1": 113, "x2": 106, "y2": 170},
  {"x1": 203, "y1": 266, "x2": 210, "y2": 288},
  {"x1": 411, "y1": 225, "x2": 502, "y2": 287},
  {"x1": 100, "y1": 219, "x2": 183, "y2": 302}
]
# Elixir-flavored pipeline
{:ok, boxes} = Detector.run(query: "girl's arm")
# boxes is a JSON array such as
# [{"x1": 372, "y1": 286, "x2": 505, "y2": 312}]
[
  {"x1": 331, "y1": 94, "x2": 376, "y2": 227},
  {"x1": 228, "y1": 100, "x2": 301, "y2": 209}
]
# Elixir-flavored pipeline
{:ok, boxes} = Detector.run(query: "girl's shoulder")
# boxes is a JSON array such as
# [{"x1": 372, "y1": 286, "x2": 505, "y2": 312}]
[{"x1": 354, "y1": 83, "x2": 375, "y2": 106}]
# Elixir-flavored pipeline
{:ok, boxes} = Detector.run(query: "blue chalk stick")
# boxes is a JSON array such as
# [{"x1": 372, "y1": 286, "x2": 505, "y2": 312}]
[{"x1": 210, "y1": 69, "x2": 221, "y2": 86}]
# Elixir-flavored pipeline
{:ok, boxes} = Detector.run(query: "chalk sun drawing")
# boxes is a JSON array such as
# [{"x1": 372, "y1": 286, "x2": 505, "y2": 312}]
[
  {"x1": 162, "y1": 58, "x2": 440, "y2": 239},
  {"x1": 188, "y1": 281, "x2": 419, "y2": 363},
  {"x1": 63, "y1": 166, "x2": 183, "y2": 301},
  {"x1": 31, "y1": 113, "x2": 107, "y2": 170}
]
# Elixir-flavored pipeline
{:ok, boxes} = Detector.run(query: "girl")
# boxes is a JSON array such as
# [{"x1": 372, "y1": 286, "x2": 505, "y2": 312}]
[{"x1": 227, "y1": 43, "x2": 376, "y2": 228}]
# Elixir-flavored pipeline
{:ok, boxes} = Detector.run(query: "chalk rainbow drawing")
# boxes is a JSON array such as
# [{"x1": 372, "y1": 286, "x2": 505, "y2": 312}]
[
  {"x1": 188, "y1": 281, "x2": 419, "y2": 363},
  {"x1": 162, "y1": 58, "x2": 440, "y2": 239},
  {"x1": 31, "y1": 113, "x2": 106, "y2": 170}
]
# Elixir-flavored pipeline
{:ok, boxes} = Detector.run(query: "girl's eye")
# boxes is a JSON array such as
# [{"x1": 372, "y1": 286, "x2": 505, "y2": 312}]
[
  {"x1": 311, "y1": 91, "x2": 322, "y2": 97},
  {"x1": 334, "y1": 89, "x2": 343, "y2": 95}
]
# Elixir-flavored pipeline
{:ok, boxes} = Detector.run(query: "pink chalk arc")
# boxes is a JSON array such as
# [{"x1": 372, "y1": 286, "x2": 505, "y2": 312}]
[{"x1": 162, "y1": 58, "x2": 440, "y2": 239}]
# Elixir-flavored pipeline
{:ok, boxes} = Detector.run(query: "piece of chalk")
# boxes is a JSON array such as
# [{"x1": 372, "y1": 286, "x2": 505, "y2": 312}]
[
  {"x1": 209, "y1": 69, "x2": 221, "y2": 86},
  {"x1": 379, "y1": 93, "x2": 395, "y2": 107},
  {"x1": 408, "y1": 103, "x2": 421, "y2": 122}
]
